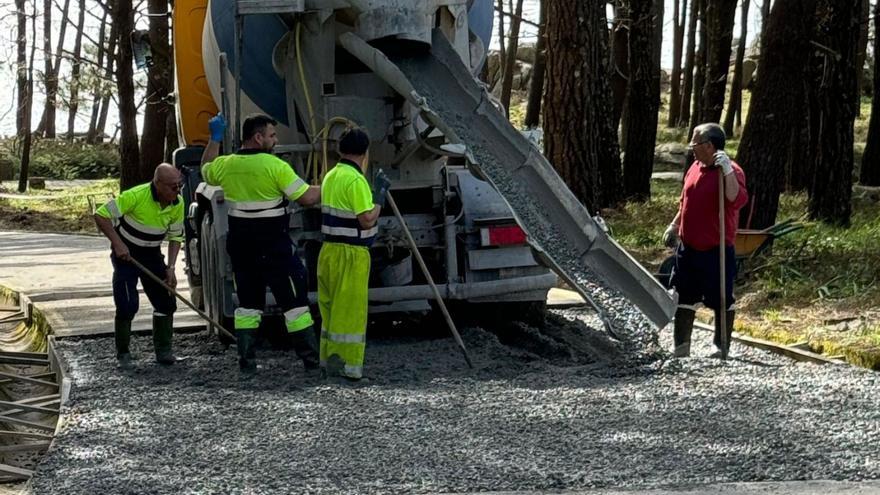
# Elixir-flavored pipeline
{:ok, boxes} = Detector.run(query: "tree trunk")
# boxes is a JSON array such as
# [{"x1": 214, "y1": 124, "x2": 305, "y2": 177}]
[
  {"x1": 87, "y1": 7, "x2": 110, "y2": 142},
  {"x1": 140, "y1": 0, "x2": 173, "y2": 175},
  {"x1": 16, "y1": 0, "x2": 27, "y2": 139},
  {"x1": 523, "y1": 0, "x2": 546, "y2": 129},
  {"x1": 92, "y1": 10, "x2": 118, "y2": 144},
  {"x1": 115, "y1": 0, "x2": 141, "y2": 190},
  {"x1": 499, "y1": 0, "x2": 524, "y2": 113},
  {"x1": 610, "y1": 1, "x2": 630, "y2": 130},
  {"x1": 36, "y1": 0, "x2": 69, "y2": 138},
  {"x1": 496, "y1": 0, "x2": 506, "y2": 70},
  {"x1": 700, "y1": 0, "x2": 737, "y2": 124},
  {"x1": 855, "y1": 0, "x2": 869, "y2": 103},
  {"x1": 679, "y1": 0, "x2": 700, "y2": 127},
  {"x1": 622, "y1": 0, "x2": 661, "y2": 201},
  {"x1": 67, "y1": 0, "x2": 86, "y2": 139},
  {"x1": 736, "y1": 0, "x2": 816, "y2": 229},
  {"x1": 808, "y1": 0, "x2": 863, "y2": 226},
  {"x1": 860, "y1": 0, "x2": 880, "y2": 186},
  {"x1": 689, "y1": 0, "x2": 707, "y2": 132},
  {"x1": 668, "y1": 0, "x2": 687, "y2": 127},
  {"x1": 165, "y1": 106, "x2": 180, "y2": 163},
  {"x1": 37, "y1": 0, "x2": 52, "y2": 137},
  {"x1": 17, "y1": 0, "x2": 37, "y2": 193},
  {"x1": 544, "y1": 0, "x2": 622, "y2": 211},
  {"x1": 723, "y1": 0, "x2": 750, "y2": 137}
]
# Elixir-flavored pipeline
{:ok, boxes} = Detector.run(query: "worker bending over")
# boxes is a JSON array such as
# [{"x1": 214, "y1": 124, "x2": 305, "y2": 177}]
[
  {"x1": 201, "y1": 113, "x2": 321, "y2": 373},
  {"x1": 663, "y1": 123, "x2": 748, "y2": 358},
  {"x1": 318, "y1": 128, "x2": 390, "y2": 382},
  {"x1": 95, "y1": 163, "x2": 184, "y2": 369}
]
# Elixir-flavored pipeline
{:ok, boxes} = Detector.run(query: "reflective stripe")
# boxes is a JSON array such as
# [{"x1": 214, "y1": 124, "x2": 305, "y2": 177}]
[
  {"x1": 228, "y1": 207, "x2": 287, "y2": 219},
  {"x1": 285, "y1": 306, "x2": 314, "y2": 333},
  {"x1": 226, "y1": 198, "x2": 283, "y2": 210},
  {"x1": 234, "y1": 308, "x2": 262, "y2": 330},
  {"x1": 169, "y1": 222, "x2": 184, "y2": 232},
  {"x1": 106, "y1": 200, "x2": 122, "y2": 219},
  {"x1": 677, "y1": 303, "x2": 699, "y2": 311},
  {"x1": 322, "y1": 225, "x2": 360, "y2": 238},
  {"x1": 118, "y1": 227, "x2": 162, "y2": 247},
  {"x1": 321, "y1": 225, "x2": 377, "y2": 239},
  {"x1": 123, "y1": 217, "x2": 167, "y2": 235},
  {"x1": 317, "y1": 361, "x2": 363, "y2": 378},
  {"x1": 321, "y1": 205, "x2": 357, "y2": 219},
  {"x1": 343, "y1": 364, "x2": 363, "y2": 378},
  {"x1": 154, "y1": 312, "x2": 167, "y2": 317},
  {"x1": 321, "y1": 329, "x2": 366, "y2": 344},
  {"x1": 283, "y1": 179, "x2": 307, "y2": 198}
]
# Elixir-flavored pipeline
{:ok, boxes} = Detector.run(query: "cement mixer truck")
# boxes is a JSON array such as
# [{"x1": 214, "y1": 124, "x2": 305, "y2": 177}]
[{"x1": 171, "y1": 0, "x2": 676, "y2": 340}]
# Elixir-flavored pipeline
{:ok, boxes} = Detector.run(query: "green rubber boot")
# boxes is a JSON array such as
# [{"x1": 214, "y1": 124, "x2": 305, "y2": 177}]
[
  {"x1": 673, "y1": 307, "x2": 696, "y2": 357},
  {"x1": 289, "y1": 326, "x2": 320, "y2": 370},
  {"x1": 115, "y1": 317, "x2": 133, "y2": 369},
  {"x1": 236, "y1": 329, "x2": 257, "y2": 373},
  {"x1": 152, "y1": 313, "x2": 176, "y2": 365}
]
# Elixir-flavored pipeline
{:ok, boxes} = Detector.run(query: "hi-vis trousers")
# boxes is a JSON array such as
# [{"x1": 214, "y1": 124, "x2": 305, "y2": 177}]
[{"x1": 317, "y1": 242, "x2": 370, "y2": 379}]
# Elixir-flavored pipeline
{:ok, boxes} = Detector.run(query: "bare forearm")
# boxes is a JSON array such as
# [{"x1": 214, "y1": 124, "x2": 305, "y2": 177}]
[
  {"x1": 358, "y1": 205, "x2": 381, "y2": 229},
  {"x1": 201, "y1": 141, "x2": 221, "y2": 166},
  {"x1": 94, "y1": 215, "x2": 123, "y2": 246},
  {"x1": 296, "y1": 186, "x2": 321, "y2": 207},
  {"x1": 724, "y1": 173, "x2": 740, "y2": 202},
  {"x1": 167, "y1": 241, "x2": 181, "y2": 267}
]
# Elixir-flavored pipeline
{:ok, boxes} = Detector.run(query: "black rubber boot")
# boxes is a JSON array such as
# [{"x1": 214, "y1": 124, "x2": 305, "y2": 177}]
[
  {"x1": 289, "y1": 326, "x2": 320, "y2": 370},
  {"x1": 236, "y1": 329, "x2": 257, "y2": 373},
  {"x1": 153, "y1": 314, "x2": 176, "y2": 365},
  {"x1": 115, "y1": 317, "x2": 134, "y2": 369},
  {"x1": 673, "y1": 307, "x2": 696, "y2": 357},
  {"x1": 713, "y1": 310, "x2": 735, "y2": 357}
]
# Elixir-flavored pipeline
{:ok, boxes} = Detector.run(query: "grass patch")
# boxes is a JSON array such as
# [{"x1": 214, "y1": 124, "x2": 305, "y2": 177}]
[{"x1": 0, "y1": 179, "x2": 117, "y2": 233}]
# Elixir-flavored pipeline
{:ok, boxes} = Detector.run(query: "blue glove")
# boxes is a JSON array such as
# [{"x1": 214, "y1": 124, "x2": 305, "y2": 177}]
[
  {"x1": 208, "y1": 114, "x2": 227, "y2": 142},
  {"x1": 373, "y1": 169, "x2": 391, "y2": 207}
]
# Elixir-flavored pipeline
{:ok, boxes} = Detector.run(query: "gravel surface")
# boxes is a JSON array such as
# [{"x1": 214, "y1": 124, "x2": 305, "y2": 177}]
[{"x1": 30, "y1": 309, "x2": 880, "y2": 494}]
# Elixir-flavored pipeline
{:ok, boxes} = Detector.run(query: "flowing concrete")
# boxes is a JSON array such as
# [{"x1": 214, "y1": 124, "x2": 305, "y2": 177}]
[{"x1": 0, "y1": 231, "x2": 202, "y2": 335}]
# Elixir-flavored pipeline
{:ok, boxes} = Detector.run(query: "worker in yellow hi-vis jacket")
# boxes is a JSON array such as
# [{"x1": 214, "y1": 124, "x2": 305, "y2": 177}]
[
  {"x1": 318, "y1": 128, "x2": 389, "y2": 382},
  {"x1": 201, "y1": 113, "x2": 322, "y2": 373},
  {"x1": 94, "y1": 163, "x2": 185, "y2": 369}
]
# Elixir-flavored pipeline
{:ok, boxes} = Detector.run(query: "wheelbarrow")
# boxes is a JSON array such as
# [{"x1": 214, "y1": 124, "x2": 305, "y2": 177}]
[{"x1": 655, "y1": 218, "x2": 804, "y2": 288}]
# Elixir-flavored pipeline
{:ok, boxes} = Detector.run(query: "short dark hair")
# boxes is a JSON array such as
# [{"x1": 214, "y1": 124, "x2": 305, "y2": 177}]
[
  {"x1": 694, "y1": 123, "x2": 726, "y2": 151},
  {"x1": 338, "y1": 127, "x2": 370, "y2": 155},
  {"x1": 242, "y1": 114, "x2": 277, "y2": 142}
]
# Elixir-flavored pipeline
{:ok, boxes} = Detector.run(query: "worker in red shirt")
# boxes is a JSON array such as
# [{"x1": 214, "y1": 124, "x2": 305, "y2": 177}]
[{"x1": 663, "y1": 123, "x2": 748, "y2": 358}]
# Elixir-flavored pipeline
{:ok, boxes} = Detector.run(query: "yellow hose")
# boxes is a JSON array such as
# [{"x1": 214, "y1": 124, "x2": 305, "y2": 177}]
[{"x1": 295, "y1": 22, "x2": 360, "y2": 183}]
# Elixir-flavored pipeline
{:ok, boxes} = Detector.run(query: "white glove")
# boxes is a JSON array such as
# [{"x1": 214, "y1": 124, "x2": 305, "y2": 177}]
[
  {"x1": 714, "y1": 150, "x2": 733, "y2": 176},
  {"x1": 662, "y1": 223, "x2": 679, "y2": 248}
]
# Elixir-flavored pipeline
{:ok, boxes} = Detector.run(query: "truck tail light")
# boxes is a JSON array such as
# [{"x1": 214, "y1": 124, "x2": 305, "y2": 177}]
[{"x1": 480, "y1": 225, "x2": 527, "y2": 246}]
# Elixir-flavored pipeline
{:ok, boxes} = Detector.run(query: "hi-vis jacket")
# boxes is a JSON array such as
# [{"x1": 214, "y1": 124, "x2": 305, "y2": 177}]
[
  {"x1": 96, "y1": 182, "x2": 184, "y2": 249},
  {"x1": 320, "y1": 159, "x2": 376, "y2": 247},
  {"x1": 202, "y1": 149, "x2": 309, "y2": 225}
]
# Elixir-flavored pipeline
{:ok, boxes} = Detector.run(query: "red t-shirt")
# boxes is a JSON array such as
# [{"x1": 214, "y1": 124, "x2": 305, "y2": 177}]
[{"x1": 679, "y1": 160, "x2": 748, "y2": 250}]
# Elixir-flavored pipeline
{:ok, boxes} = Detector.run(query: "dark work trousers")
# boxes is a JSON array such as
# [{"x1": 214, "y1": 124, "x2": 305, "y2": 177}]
[
  {"x1": 670, "y1": 243, "x2": 737, "y2": 312},
  {"x1": 112, "y1": 248, "x2": 176, "y2": 320},
  {"x1": 226, "y1": 231, "x2": 310, "y2": 319}
]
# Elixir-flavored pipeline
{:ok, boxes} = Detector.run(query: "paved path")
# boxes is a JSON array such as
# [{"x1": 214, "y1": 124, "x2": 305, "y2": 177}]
[{"x1": 0, "y1": 231, "x2": 202, "y2": 336}]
